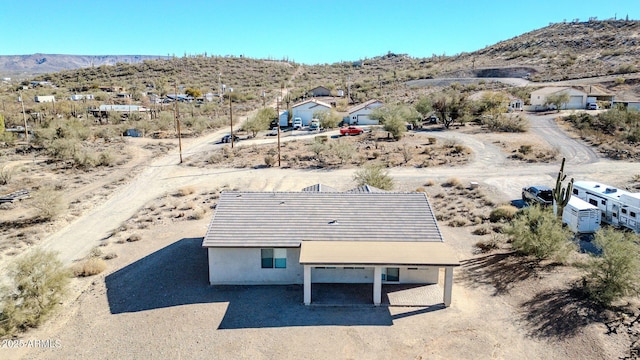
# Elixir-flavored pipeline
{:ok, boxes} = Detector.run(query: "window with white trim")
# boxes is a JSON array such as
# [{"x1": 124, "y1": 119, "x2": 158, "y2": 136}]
[{"x1": 261, "y1": 248, "x2": 286, "y2": 269}]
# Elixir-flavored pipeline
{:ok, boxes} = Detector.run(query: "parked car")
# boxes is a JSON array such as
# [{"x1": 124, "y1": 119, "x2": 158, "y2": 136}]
[
  {"x1": 267, "y1": 127, "x2": 278, "y2": 136},
  {"x1": 309, "y1": 119, "x2": 321, "y2": 131},
  {"x1": 587, "y1": 103, "x2": 599, "y2": 110},
  {"x1": 293, "y1": 117, "x2": 303, "y2": 130},
  {"x1": 221, "y1": 134, "x2": 239, "y2": 143},
  {"x1": 522, "y1": 185, "x2": 554, "y2": 206},
  {"x1": 340, "y1": 126, "x2": 364, "y2": 136}
]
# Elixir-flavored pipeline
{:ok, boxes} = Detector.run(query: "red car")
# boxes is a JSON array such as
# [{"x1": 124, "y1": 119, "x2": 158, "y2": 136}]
[{"x1": 340, "y1": 126, "x2": 364, "y2": 136}]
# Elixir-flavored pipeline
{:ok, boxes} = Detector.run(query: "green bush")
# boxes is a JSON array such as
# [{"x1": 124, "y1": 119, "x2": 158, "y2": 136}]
[
  {"x1": 353, "y1": 164, "x2": 394, "y2": 190},
  {"x1": 31, "y1": 187, "x2": 66, "y2": 221},
  {"x1": 505, "y1": 204, "x2": 575, "y2": 262},
  {"x1": 0, "y1": 249, "x2": 70, "y2": 337},
  {"x1": 489, "y1": 205, "x2": 518, "y2": 222},
  {"x1": 582, "y1": 228, "x2": 640, "y2": 306}
]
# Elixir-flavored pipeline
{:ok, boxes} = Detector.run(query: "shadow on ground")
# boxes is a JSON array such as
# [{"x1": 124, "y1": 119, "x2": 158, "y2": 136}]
[
  {"x1": 520, "y1": 286, "x2": 601, "y2": 339},
  {"x1": 460, "y1": 251, "x2": 559, "y2": 295},
  {"x1": 105, "y1": 238, "x2": 444, "y2": 329}
]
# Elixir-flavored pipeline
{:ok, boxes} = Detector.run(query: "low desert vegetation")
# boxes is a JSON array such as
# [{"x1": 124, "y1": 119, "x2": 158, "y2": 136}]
[
  {"x1": 71, "y1": 257, "x2": 107, "y2": 277},
  {"x1": 581, "y1": 228, "x2": 640, "y2": 306},
  {"x1": 505, "y1": 204, "x2": 575, "y2": 263},
  {"x1": 564, "y1": 107, "x2": 640, "y2": 160},
  {"x1": 0, "y1": 249, "x2": 70, "y2": 338},
  {"x1": 353, "y1": 164, "x2": 394, "y2": 190},
  {"x1": 31, "y1": 186, "x2": 66, "y2": 221},
  {"x1": 489, "y1": 205, "x2": 519, "y2": 222}
]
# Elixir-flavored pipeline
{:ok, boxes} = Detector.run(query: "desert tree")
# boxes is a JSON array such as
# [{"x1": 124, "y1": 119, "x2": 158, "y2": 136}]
[
  {"x1": 430, "y1": 90, "x2": 470, "y2": 129},
  {"x1": 242, "y1": 108, "x2": 276, "y2": 137},
  {"x1": 370, "y1": 104, "x2": 419, "y2": 140},
  {"x1": 353, "y1": 163, "x2": 394, "y2": 190},
  {"x1": 545, "y1": 92, "x2": 570, "y2": 112},
  {"x1": 582, "y1": 228, "x2": 640, "y2": 306},
  {"x1": 414, "y1": 97, "x2": 433, "y2": 119},
  {"x1": 313, "y1": 109, "x2": 342, "y2": 129}
]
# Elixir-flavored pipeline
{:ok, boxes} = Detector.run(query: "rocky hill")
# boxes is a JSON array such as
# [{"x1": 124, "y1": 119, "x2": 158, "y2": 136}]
[{"x1": 0, "y1": 54, "x2": 169, "y2": 78}]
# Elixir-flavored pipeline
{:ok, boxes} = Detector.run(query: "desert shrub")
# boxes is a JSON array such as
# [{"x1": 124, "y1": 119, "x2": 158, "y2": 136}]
[
  {"x1": 0, "y1": 249, "x2": 70, "y2": 337},
  {"x1": 449, "y1": 216, "x2": 468, "y2": 227},
  {"x1": 489, "y1": 205, "x2": 518, "y2": 222},
  {"x1": 474, "y1": 236, "x2": 500, "y2": 253},
  {"x1": 98, "y1": 151, "x2": 115, "y2": 166},
  {"x1": 483, "y1": 114, "x2": 529, "y2": 132},
  {"x1": 353, "y1": 164, "x2": 394, "y2": 190},
  {"x1": 71, "y1": 258, "x2": 107, "y2": 277},
  {"x1": 442, "y1": 177, "x2": 463, "y2": 189},
  {"x1": 0, "y1": 166, "x2": 13, "y2": 185},
  {"x1": 73, "y1": 149, "x2": 98, "y2": 168},
  {"x1": 472, "y1": 225, "x2": 492, "y2": 236},
  {"x1": 264, "y1": 155, "x2": 276, "y2": 167},
  {"x1": 582, "y1": 228, "x2": 640, "y2": 306},
  {"x1": 31, "y1": 187, "x2": 65, "y2": 221},
  {"x1": 48, "y1": 138, "x2": 80, "y2": 161},
  {"x1": 331, "y1": 139, "x2": 355, "y2": 164},
  {"x1": 505, "y1": 204, "x2": 575, "y2": 262},
  {"x1": 424, "y1": 179, "x2": 436, "y2": 187},
  {"x1": 126, "y1": 234, "x2": 141, "y2": 242},
  {"x1": 177, "y1": 186, "x2": 195, "y2": 196}
]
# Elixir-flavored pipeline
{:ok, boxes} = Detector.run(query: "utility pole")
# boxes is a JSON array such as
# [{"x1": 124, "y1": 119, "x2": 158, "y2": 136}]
[
  {"x1": 174, "y1": 82, "x2": 183, "y2": 163},
  {"x1": 18, "y1": 91, "x2": 28, "y2": 144},
  {"x1": 276, "y1": 96, "x2": 281, "y2": 167},
  {"x1": 229, "y1": 87, "x2": 234, "y2": 148}
]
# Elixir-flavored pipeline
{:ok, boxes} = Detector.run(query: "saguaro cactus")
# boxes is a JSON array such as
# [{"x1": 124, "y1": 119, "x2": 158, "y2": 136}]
[{"x1": 554, "y1": 157, "x2": 574, "y2": 217}]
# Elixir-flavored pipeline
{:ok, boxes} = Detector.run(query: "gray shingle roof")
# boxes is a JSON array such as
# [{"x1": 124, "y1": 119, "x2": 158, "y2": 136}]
[{"x1": 202, "y1": 191, "x2": 444, "y2": 248}]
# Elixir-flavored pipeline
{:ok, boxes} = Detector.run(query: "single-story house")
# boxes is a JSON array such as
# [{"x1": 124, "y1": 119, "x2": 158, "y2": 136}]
[
  {"x1": 291, "y1": 99, "x2": 332, "y2": 126},
  {"x1": 202, "y1": 185, "x2": 460, "y2": 306},
  {"x1": 34, "y1": 95, "x2": 55, "y2": 103},
  {"x1": 613, "y1": 100, "x2": 640, "y2": 111},
  {"x1": 90, "y1": 104, "x2": 149, "y2": 118},
  {"x1": 346, "y1": 99, "x2": 384, "y2": 125},
  {"x1": 308, "y1": 86, "x2": 332, "y2": 97},
  {"x1": 530, "y1": 87, "x2": 588, "y2": 110},
  {"x1": 70, "y1": 94, "x2": 95, "y2": 101}
]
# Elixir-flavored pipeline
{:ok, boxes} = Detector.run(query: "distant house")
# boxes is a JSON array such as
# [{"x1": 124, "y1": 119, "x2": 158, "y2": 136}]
[
  {"x1": 530, "y1": 87, "x2": 588, "y2": 110},
  {"x1": 291, "y1": 99, "x2": 332, "y2": 126},
  {"x1": 202, "y1": 185, "x2": 460, "y2": 306},
  {"x1": 308, "y1": 86, "x2": 332, "y2": 97},
  {"x1": 90, "y1": 104, "x2": 149, "y2": 119},
  {"x1": 70, "y1": 94, "x2": 94, "y2": 101},
  {"x1": 34, "y1": 95, "x2": 55, "y2": 103},
  {"x1": 508, "y1": 96, "x2": 524, "y2": 112},
  {"x1": 346, "y1": 99, "x2": 384, "y2": 125},
  {"x1": 166, "y1": 93, "x2": 193, "y2": 103}
]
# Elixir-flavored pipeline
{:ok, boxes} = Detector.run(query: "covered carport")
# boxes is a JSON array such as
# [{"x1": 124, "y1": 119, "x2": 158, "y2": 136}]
[{"x1": 300, "y1": 240, "x2": 460, "y2": 307}]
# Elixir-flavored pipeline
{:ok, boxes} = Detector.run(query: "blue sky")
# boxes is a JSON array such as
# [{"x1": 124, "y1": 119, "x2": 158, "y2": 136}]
[{"x1": 1, "y1": 0, "x2": 639, "y2": 64}]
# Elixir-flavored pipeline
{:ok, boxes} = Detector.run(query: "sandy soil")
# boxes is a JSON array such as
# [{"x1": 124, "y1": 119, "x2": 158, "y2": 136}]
[{"x1": 1, "y1": 112, "x2": 640, "y2": 359}]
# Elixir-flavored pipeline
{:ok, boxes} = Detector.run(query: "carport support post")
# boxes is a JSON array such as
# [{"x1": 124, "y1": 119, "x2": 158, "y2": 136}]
[
  {"x1": 444, "y1": 267, "x2": 454, "y2": 307},
  {"x1": 304, "y1": 265, "x2": 311, "y2": 305},
  {"x1": 373, "y1": 266, "x2": 382, "y2": 306}
]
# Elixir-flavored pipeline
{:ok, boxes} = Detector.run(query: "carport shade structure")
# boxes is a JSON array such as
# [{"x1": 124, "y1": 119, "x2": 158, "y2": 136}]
[
  {"x1": 202, "y1": 188, "x2": 460, "y2": 307},
  {"x1": 300, "y1": 241, "x2": 459, "y2": 306}
]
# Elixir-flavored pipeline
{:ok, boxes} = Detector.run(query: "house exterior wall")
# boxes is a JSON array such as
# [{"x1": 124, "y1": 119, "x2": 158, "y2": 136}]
[
  {"x1": 34, "y1": 95, "x2": 55, "y2": 103},
  {"x1": 292, "y1": 103, "x2": 331, "y2": 126},
  {"x1": 208, "y1": 247, "x2": 303, "y2": 285},
  {"x1": 208, "y1": 248, "x2": 440, "y2": 285},
  {"x1": 347, "y1": 101, "x2": 384, "y2": 125},
  {"x1": 530, "y1": 88, "x2": 587, "y2": 109},
  {"x1": 309, "y1": 87, "x2": 331, "y2": 97}
]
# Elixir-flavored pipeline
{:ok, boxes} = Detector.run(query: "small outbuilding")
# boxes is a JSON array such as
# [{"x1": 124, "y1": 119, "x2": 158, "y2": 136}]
[{"x1": 308, "y1": 86, "x2": 332, "y2": 97}]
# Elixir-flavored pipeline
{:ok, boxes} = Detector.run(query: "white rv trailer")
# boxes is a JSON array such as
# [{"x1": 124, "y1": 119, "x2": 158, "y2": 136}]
[
  {"x1": 572, "y1": 181, "x2": 640, "y2": 233},
  {"x1": 562, "y1": 196, "x2": 601, "y2": 233}
]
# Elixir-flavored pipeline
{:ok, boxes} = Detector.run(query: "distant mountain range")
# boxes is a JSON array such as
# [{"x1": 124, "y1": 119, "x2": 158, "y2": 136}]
[{"x1": 0, "y1": 54, "x2": 170, "y2": 78}]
